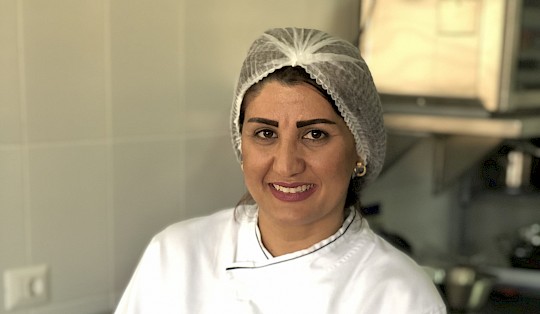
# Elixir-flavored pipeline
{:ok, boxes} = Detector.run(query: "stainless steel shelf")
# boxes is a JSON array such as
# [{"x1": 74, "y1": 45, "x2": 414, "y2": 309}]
[
  {"x1": 384, "y1": 113, "x2": 540, "y2": 138},
  {"x1": 485, "y1": 266, "x2": 540, "y2": 291}
]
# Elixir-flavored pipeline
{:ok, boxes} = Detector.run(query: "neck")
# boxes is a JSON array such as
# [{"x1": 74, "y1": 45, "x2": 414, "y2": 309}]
[{"x1": 257, "y1": 209, "x2": 345, "y2": 257}]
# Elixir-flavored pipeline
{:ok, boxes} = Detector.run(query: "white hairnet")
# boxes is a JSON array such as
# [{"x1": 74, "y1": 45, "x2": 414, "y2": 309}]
[{"x1": 230, "y1": 27, "x2": 386, "y2": 186}]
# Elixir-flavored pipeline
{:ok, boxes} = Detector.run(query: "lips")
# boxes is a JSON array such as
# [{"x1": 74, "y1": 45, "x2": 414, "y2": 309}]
[{"x1": 269, "y1": 182, "x2": 317, "y2": 202}]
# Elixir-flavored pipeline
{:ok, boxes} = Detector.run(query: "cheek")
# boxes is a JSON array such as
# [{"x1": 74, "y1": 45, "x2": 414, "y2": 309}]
[
  {"x1": 240, "y1": 139, "x2": 256, "y2": 166},
  {"x1": 315, "y1": 144, "x2": 356, "y2": 176},
  {"x1": 341, "y1": 138, "x2": 359, "y2": 174},
  {"x1": 320, "y1": 157, "x2": 354, "y2": 182},
  {"x1": 240, "y1": 153, "x2": 270, "y2": 199},
  {"x1": 240, "y1": 140, "x2": 267, "y2": 179}
]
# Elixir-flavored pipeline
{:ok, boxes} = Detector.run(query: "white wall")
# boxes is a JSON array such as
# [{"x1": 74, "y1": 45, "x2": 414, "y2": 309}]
[
  {"x1": 363, "y1": 137, "x2": 457, "y2": 259},
  {"x1": 0, "y1": 0, "x2": 360, "y2": 313},
  {"x1": 364, "y1": 136, "x2": 540, "y2": 268}
]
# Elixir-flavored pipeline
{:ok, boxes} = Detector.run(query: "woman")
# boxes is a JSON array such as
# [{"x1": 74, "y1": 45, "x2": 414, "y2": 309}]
[{"x1": 115, "y1": 27, "x2": 446, "y2": 313}]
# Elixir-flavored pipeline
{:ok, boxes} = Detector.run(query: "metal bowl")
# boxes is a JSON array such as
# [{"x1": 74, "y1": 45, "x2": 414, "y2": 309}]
[{"x1": 445, "y1": 266, "x2": 496, "y2": 312}]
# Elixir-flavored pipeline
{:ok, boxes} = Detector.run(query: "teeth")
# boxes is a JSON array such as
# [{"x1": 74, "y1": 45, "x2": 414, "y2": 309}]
[{"x1": 272, "y1": 184, "x2": 313, "y2": 193}]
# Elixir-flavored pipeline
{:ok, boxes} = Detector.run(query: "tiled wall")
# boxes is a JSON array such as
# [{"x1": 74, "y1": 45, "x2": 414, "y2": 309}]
[{"x1": 0, "y1": 0, "x2": 360, "y2": 313}]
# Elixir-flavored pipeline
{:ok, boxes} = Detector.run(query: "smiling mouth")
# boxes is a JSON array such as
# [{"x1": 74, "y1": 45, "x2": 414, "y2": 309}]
[{"x1": 271, "y1": 184, "x2": 314, "y2": 194}]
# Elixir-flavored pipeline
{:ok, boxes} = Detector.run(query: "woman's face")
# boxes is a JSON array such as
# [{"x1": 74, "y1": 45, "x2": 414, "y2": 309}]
[{"x1": 241, "y1": 81, "x2": 358, "y2": 231}]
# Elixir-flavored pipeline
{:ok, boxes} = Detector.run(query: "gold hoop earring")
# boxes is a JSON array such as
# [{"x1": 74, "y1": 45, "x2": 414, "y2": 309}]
[{"x1": 352, "y1": 161, "x2": 366, "y2": 178}]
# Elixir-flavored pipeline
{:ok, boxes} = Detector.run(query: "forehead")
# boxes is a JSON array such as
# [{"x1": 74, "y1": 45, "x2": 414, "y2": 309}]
[{"x1": 244, "y1": 81, "x2": 341, "y2": 120}]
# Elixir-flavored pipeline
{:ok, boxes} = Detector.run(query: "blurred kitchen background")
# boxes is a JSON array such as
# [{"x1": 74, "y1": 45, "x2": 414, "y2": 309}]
[{"x1": 1, "y1": 0, "x2": 539, "y2": 313}]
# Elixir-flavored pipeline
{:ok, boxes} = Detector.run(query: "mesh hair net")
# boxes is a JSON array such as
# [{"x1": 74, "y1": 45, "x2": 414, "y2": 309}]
[{"x1": 230, "y1": 27, "x2": 386, "y2": 186}]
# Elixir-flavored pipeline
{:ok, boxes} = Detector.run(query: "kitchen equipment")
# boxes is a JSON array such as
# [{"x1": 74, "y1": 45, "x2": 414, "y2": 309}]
[
  {"x1": 423, "y1": 265, "x2": 497, "y2": 312},
  {"x1": 445, "y1": 266, "x2": 496, "y2": 312},
  {"x1": 510, "y1": 223, "x2": 540, "y2": 269},
  {"x1": 480, "y1": 139, "x2": 540, "y2": 193},
  {"x1": 359, "y1": 1, "x2": 540, "y2": 192},
  {"x1": 360, "y1": 0, "x2": 540, "y2": 114}
]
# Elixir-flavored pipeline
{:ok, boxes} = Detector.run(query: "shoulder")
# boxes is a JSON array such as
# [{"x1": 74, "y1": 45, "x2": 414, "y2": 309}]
[
  {"x1": 346, "y1": 225, "x2": 446, "y2": 313},
  {"x1": 348, "y1": 222, "x2": 435, "y2": 287},
  {"x1": 370, "y1": 238, "x2": 446, "y2": 313},
  {"x1": 115, "y1": 208, "x2": 243, "y2": 313},
  {"x1": 161, "y1": 207, "x2": 236, "y2": 234},
  {"x1": 152, "y1": 207, "x2": 239, "y2": 250},
  {"x1": 366, "y1": 234, "x2": 429, "y2": 280},
  {"x1": 122, "y1": 207, "x2": 242, "y2": 287}
]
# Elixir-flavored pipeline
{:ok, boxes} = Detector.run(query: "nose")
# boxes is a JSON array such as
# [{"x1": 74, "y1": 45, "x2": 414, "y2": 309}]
[{"x1": 272, "y1": 138, "x2": 305, "y2": 177}]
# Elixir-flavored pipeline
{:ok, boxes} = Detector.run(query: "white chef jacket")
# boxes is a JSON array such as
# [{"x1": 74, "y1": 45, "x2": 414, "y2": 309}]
[{"x1": 115, "y1": 206, "x2": 447, "y2": 314}]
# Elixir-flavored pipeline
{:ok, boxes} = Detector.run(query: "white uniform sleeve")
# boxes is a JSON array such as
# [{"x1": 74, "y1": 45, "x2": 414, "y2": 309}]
[{"x1": 114, "y1": 238, "x2": 164, "y2": 314}]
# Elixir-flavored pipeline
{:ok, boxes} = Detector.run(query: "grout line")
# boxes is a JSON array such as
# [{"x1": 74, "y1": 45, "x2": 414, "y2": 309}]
[
  {"x1": 28, "y1": 293, "x2": 111, "y2": 314},
  {"x1": 1, "y1": 132, "x2": 221, "y2": 151},
  {"x1": 16, "y1": 0, "x2": 32, "y2": 265},
  {"x1": 25, "y1": 138, "x2": 112, "y2": 149},
  {"x1": 103, "y1": 0, "x2": 116, "y2": 308},
  {"x1": 178, "y1": 0, "x2": 188, "y2": 219},
  {"x1": 17, "y1": 134, "x2": 189, "y2": 150}
]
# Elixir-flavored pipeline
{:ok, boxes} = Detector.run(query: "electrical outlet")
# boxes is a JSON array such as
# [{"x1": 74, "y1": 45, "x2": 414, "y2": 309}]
[{"x1": 3, "y1": 265, "x2": 49, "y2": 311}]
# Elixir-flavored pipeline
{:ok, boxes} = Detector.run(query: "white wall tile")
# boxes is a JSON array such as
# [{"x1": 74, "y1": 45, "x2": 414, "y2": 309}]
[
  {"x1": 0, "y1": 0, "x2": 22, "y2": 144},
  {"x1": 30, "y1": 294, "x2": 110, "y2": 314},
  {"x1": 0, "y1": 150, "x2": 27, "y2": 313},
  {"x1": 184, "y1": 135, "x2": 245, "y2": 217},
  {"x1": 183, "y1": 0, "x2": 360, "y2": 135},
  {"x1": 110, "y1": 0, "x2": 183, "y2": 137},
  {"x1": 113, "y1": 140, "x2": 184, "y2": 291},
  {"x1": 28, "y1": 144, "x2": 109, "y2": 302},
  {"x1": 302, "y1": 1, "x2": 360, "y2": 44},
  {"x1": 22, "y1": 0, "x2": 106, "y2": 142},
  {"x1": 0, "y1": 1, "x2": 377, "y2": 312}
]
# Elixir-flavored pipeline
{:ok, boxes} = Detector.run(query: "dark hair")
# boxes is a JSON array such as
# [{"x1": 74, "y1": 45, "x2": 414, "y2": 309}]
[{"x1": 237, "y1": 66, "x2": 363, "y2": 210}]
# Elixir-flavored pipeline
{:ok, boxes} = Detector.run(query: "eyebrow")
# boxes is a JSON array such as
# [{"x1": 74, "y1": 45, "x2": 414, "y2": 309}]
[
  {"x1": 246, "y1": 117, "x2": 278, "y2": 127},
  {"x1": 296, "y1": 119, "x2": 336, "y2": 128},
  {"x1": 246, "y1": 117, "x2": 337, "y2": 128}
]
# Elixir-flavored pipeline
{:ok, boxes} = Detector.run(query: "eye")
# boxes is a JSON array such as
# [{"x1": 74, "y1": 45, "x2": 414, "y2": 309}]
[
  {"x1": 255, "y1": 129, "x2": 277, "y2": 139},
  {"x1": 303, "y1": 130, "x2": 327, "y2": 140}
]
